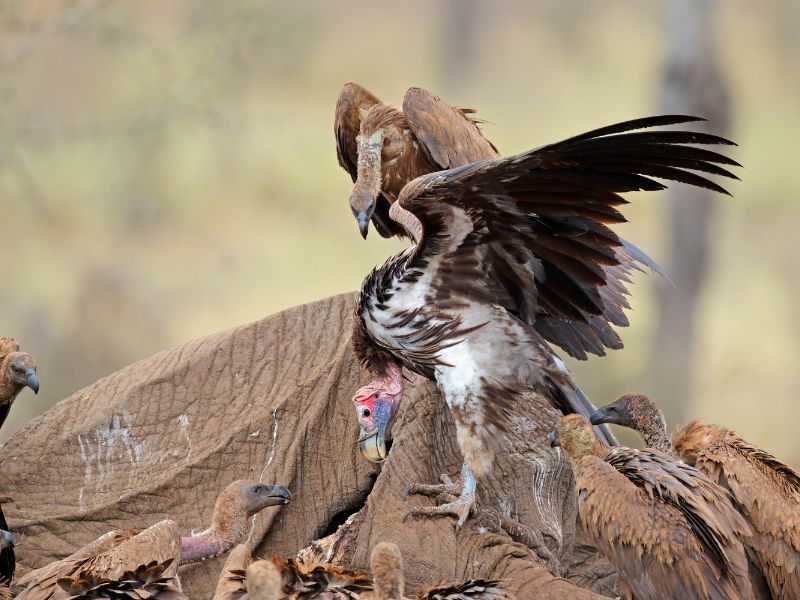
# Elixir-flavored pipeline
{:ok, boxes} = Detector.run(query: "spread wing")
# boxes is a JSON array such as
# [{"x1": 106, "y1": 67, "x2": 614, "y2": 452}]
[
  {"x1": 676, "y1": 423, "x2": 800, "y2": 598},
  {"x1": 393, "y1": 115, "x2": 739, "y2": 358},
  {"x1": 580, "y1": 449, "x2": 751, "y2": 599},
  {"x1": 402, "y1": 87, "x2": 499, "y2": 169}
]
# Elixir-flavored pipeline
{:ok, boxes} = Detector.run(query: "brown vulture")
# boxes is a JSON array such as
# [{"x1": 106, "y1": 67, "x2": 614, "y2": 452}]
[
  {"x1": 56, "y1": 560, "x2": 187, "y2": 599},
  {"x1": 0, "y1": 337, "x2": 39, "y2": 430},
  {"x1": 335, "y1": 83, "x2": 499, "y2": 239},
  {"x1": 349, "y1": 115, "x2": 738, "y2": 526},
  {"x1": 550, "y1": 414, "x2": 754, "y2": 600},
  {"x1": 591, "y1": 393, "x2": 800, "y2": 599},
  {"x1": 14, "y1": 481, "x2": 290, "y2": 599}
]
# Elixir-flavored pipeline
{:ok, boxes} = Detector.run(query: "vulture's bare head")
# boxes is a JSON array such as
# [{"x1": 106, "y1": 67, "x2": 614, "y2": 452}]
[
  {"x1": 350, "y1": 105, "x2": 407, "y2": 239},
  {"x1": 353, "y1": 362, "x2": 404, "y2": 463},
  {"x1": 216, "y1": 480, "x2": 292, "y2": 520},
  {"x1": 590, "y1": 393, "x2": 667, "y2": 436},
  {"x1": 6, "y1": 351, "x2": 39, "y2": 395},
  {"x1": 550, "y1": 415, "x2": 604, "y2": 461}
]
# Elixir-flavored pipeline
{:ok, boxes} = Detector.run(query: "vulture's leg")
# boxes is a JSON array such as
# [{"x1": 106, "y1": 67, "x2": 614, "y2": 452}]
[{"x1": 403, "y1": 461, "x2": 477, "y2": 529}]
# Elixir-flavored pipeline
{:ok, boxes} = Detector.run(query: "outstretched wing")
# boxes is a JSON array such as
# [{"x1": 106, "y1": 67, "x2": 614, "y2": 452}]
[
  {"x1": 394, "y1": 115, "x2": 739, "y2": 358},
  {"x1": 334, "y1": 82, "x2": 382, "y2": 181},
  {"x1": 402, "y1": 87, "x2": 499, "y2": 169}
]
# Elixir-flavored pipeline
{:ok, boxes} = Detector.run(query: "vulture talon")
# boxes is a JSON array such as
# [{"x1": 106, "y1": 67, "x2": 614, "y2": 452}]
[{"x1": 402, "y1": 464, "x2": 477, "y2": 529}]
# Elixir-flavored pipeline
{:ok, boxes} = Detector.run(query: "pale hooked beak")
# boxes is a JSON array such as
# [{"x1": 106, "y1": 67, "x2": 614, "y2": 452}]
[
  {"x1": 357, "y1": 211, "x2": 370, "y2": 239},
  {"x1": 357, "y1": 427, "x2": 388, "y2": 463},
  {"x1": 549, "y1": 429, "x2": 560, "y2": 448}
]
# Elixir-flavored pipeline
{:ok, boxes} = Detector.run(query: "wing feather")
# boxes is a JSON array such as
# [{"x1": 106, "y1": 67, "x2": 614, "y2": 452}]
[{"x1": 395, "y1": 115, "x2": 737, "y2": 358}]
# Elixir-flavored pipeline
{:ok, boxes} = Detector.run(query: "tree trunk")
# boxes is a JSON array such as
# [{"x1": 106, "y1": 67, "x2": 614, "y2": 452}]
[
  {"x1": 0, "y1": 293, "x2": 614, "y2": 598},
  {"x1": 647, "y1": 0, "x2": 730, "y2": 425}
]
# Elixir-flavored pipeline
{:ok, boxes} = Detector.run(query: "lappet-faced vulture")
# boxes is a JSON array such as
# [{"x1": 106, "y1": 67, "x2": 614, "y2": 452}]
[
  {"x1": 0, "y1": 337, "x2": 39, "y2": 430},
  {"x1": 13, "y1": 481, "x2": 290, "y2": 599},
  {"x1": 350, "y1": 115, "x2": 738, "y2": 526},
  {"x1": 551, "y1": 414, "x2": 754, "y2": 600},
  {"x1": 591, "y1": 393, "x2": 800, "y2": 599},
  {"x1": 334, "y1": 83, "x2": 499, "y2": 239}
]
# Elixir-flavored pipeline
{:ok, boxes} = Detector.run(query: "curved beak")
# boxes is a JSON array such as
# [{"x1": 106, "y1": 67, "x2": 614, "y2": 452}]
[
  {"x1": 357, "y1": 426, "x2": 388, "y2": 463},
  {"x1": 549, "y1": 429, "x2": 560, "y2": 448},
  {"x1": 589, "y1": 406, "x2": 615, "y2": 426},
  {"x1": 263, "y1": 485, "x2": 292, "y2": 506},
  {"x1": 25, "y1": 369, "x2": 39, "y2": 394},
  {"x1": 357, "y1": 211, "x2": 370, "y2": 239}
]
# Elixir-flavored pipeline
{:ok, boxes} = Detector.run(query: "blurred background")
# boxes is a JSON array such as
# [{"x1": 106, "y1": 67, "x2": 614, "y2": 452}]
[{"x1": 0, "y1": 0, "x2": 798, "y2": 464}]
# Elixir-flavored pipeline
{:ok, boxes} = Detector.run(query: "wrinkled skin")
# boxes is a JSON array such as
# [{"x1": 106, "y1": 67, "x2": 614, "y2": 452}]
[{"x1": 1, "y1": 294, "x2": 615, "y2": 599}]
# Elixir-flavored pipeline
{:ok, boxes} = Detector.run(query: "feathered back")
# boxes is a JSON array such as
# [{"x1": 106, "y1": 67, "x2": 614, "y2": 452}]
[
  {"x1": 416, "y1": 579, "x2": 509, "y2": 600},
  {"x1": 56, "y1": 560, "x2": 187, "y2": 599}
]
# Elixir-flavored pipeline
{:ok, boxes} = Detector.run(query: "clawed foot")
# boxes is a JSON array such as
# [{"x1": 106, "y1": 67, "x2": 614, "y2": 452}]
[{"x1": 402, "y1": 464, "x2": 477, "y2": 530}]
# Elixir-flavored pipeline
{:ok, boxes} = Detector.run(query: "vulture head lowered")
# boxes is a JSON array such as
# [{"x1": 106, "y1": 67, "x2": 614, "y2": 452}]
[
  {"x1": 353, "y1": 361, "x2": 404, "y2": 463},
  {"x1": 589, "y1": 393, "x2": 670, "y2": 451},
  {"x1": 335, "y1": 82, "x2": 498, "y2": 238}
]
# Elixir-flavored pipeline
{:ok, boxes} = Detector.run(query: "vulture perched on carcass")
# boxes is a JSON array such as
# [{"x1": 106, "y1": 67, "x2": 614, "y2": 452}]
[
  {"x1": 0, "y1": 336, "x2": 39, "y2": 430},
  {"x1": 213, "y1": 543, "x2": 372, "y2": 599},
  {"x1": 13, "y1": 481, "x2": 290, "y2": 599},
  {"x1": 591, "y1": 393, "x2": 800, "y2": 599},
  {"x1": 349, "y1": 114, "x2": 738, "y2": 526},
  {"x1": 551, "y1": 414, "x2": 754, "y2": 600},
  {"x1": 335, "y1": 83, "x2": 499, "y2": 239}
]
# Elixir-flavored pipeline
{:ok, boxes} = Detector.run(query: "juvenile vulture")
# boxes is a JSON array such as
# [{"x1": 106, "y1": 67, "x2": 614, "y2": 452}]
[
  {"x1": 366, "y1": 542, "x2": 508, "y2": 600},
  {"x1": 213, "y1": 543, "x2": 372, "y2": 599},
  {"x1": 591, "y1": 393, "x2": 800, "y2": 599},
  {"x1": 56, "y1": 559, "x2": 187, "y2": 599},
  {"x1": 14, "y1": 481, "x2": 290, "y2": 599},
  {"x1": 0, "y1": 337, "x2": 39, "y2": 430},
  {"x1": 551, "y1": 414, "x2": 754, "y2": 600},
  {"x1": 335, "y1": 83, "x2": 498, "y2": 239},
  {"x1": 351, "y1": 115, "x2": 738, "y2": 526}
]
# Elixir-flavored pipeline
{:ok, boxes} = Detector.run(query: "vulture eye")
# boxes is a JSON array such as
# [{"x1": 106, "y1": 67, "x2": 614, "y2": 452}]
[
  {"x1": 361, "y1": 408, "x2": 371, "y2": 418},
  {"x1": 252, "y1": 486, "x2": 263, "y2": 495}
]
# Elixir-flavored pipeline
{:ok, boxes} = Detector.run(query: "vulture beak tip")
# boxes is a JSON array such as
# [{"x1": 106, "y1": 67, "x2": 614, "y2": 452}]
[
  {"x1": 25, "y1": 369, "x2": 39, "y2": 394},
  {"x1": 357, "y1": 213, "x2": 370, "y2": 239},
  {"x1": 548, "y1": 429, "x2": 560, "y2": 448},
  {"x1": 588, "y1": 408, "x2": 605, "y2": 425}
]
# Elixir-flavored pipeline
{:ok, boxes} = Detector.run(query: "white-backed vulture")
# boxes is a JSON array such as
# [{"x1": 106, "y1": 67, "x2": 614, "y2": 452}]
[
  {"x1": 551, "y1": 414, "x2": 754, "y2": 600},
  {"x1": 0, "y1": 336, "x2": 39, "y2": 430},
  {"x1": 56, "y1": 559, "x2": 187, "y2": 599},
  {"x1": 591, "y1": 393, "x2": 800, "y2": 599},
  {"x1": 350, "y1": 115, "x2": 738, "y2": 526},
  {"x1": 14, "y1": 481, "x2": 290, "y2": 599}
]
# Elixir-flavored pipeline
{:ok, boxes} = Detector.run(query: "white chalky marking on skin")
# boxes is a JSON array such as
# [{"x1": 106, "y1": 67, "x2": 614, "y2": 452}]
[
  {"x1": 178, "y1": 414, "x2": 192, "y2": 461},
  {"x1": 77, "y1": 434, "x2": 90, "y2": 512},
  {"x1": 246, "y1": 407, "x2": 280, "y2": 544}
]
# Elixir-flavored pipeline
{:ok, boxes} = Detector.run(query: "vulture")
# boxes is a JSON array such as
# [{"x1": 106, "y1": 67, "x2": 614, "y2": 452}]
[
  {"x1": 366, "y1": 542, "x2": 508, "y2": 600},
  {"x1": 550, "y1": 414, "x2": 754, "y2": 600},
  {"x1": 14, "y1": 481, "x2": 291, "y2": 599},
  {"x1": 0, "y1": 336, "x2": 39, "y2": 430},
  {"x1": 350, "y1": 115, "x2": 739, "y2": 526},
  {"x1": 335, "y1": 83, "x2": 499, "y2": 239},
  {"x1": 213, "y1": 543, "x2": 372, "y2": 599},
  {"x1": 56, "y1": 559, "x2": 187, "y2": 599},
  {"x1": 0, "y1": 509, "x2": 14, "y2": 591},
  {"x1": 591, "y1": 393, "x2": 800, "y2": 599}
]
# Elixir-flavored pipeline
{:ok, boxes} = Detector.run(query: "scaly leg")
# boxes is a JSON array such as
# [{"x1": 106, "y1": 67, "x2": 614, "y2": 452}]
[{"x1": 403, "y1": 462, "x2": 477, "y2": 529}]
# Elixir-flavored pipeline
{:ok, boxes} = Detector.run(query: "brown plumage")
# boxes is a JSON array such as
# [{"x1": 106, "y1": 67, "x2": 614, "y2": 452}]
[
  {"x1": 0, "y1": 336, "x2": 39, "y2": 430},
  {"x1": 335, "y1": 83, "x2": 499, "y2": 239},
  {"x1": 56, "y1": 559, "x2": 187, "y2": 599},
  {"x1": 591, "y1": 393, "x2": 800, "y2": 599},
  {"x1": 351, "y1": 115, "x2": 738, "y2": 526},
  {"x1": 552, "y1": 414, "x2": 754, "y2": 600},
  {"x1": 244, "y1": 560, "x2": 283, "y2": 600},
  {"x1": 215, "y1": 543, "x2": 371, "y2": 599},
  {"x1": 15, "y1": 481, "x2": 291, "y2": 600},
  {"x1": 366, "y1": 542, "x2": 508, "y2": 600}
]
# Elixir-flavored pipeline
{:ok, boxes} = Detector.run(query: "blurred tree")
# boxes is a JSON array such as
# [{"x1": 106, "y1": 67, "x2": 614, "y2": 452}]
[{"x1": 646, "y1": 0, "x2": 730, "y2": 425}]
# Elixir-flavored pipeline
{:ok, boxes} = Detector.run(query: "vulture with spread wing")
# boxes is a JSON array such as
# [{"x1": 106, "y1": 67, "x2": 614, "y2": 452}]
[
  {"x1": 551, "y1": 414, "x2": 754, "y2": 600},
  {"x1": 591, "y1": 393, "x2": 800, "y2": 599},
  {"x1": 350, "y1": 115, "x2": 738, "y2": 526},
  {"x1": 335, "y1": 83, "x2": 498, "y2": 239}
]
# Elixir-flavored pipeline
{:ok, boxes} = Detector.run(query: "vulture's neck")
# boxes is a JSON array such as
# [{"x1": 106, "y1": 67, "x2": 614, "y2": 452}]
[
  {"x1": 638, "y1": 417, "x2": 671, "y2": 453},
  {"x1": 179, "y1": 503, "x2": 248, "y2": 564}
]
